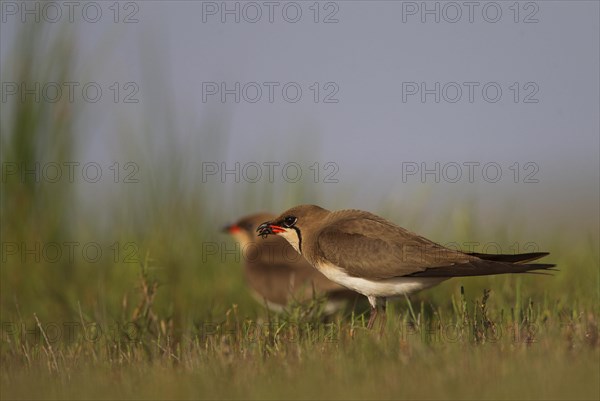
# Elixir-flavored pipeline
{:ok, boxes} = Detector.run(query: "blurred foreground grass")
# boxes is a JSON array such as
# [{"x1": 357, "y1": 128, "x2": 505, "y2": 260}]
[{"x1": 1, "y1": 23, "x2": 599, "y2": 401}]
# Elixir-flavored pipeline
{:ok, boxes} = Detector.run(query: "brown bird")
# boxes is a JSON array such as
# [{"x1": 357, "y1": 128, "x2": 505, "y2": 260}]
[
  {"x1": 223, "y1": 213, "x2": 359, "y2": 313},
  {"x1": 257, "y1": 205, "x2": 555, "y2": 329}
]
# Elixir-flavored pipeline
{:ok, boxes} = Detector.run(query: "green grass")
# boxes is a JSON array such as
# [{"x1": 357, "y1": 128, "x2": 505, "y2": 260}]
[
  {"x1": 1, "y1": 235, "x2": 598, "y2": 400},
  {"x1": 1, "y1": 22, "x2": 599, "y2": 401},
  {"x1": 1, "y1": 271, "x2": 598, "y2": 400}
]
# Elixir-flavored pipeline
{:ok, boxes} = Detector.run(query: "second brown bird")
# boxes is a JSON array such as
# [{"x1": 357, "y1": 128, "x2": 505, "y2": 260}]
[{"x1": 223, "y1": 212, "x2": 358, "y2": 312}]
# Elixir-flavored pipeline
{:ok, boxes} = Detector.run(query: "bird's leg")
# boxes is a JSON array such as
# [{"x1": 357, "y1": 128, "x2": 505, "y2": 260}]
[
  {"x1": 366, "y1": 296, "x2": 378, "y2": 329},
  {"x1": 367, "y1": 307, "x2": 378, "y2": 329}
]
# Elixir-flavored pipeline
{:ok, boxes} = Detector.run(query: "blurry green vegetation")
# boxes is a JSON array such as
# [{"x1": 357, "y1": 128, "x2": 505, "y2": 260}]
[{"x1": 1, "y1": 22, "x2": 599, "y2": 401}]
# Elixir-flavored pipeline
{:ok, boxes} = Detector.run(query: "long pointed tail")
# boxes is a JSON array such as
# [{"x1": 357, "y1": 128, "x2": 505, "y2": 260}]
[
  {"x1": 409, "y1": 258, "x2": 556, "y2": 278},
  {"x1": 465, "y1": 252, "x2": 549, "y2": 264}
]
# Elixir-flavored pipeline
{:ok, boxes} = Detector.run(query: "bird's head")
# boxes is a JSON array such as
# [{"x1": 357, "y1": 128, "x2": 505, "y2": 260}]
[{"x1": 256, "y1": 204, "x2": 329, "y2": 254}]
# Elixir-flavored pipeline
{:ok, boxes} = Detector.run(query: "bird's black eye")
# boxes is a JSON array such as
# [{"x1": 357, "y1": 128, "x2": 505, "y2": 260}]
[{"x1": 282, "y1": 216, "x2": 297, "y2": 228}]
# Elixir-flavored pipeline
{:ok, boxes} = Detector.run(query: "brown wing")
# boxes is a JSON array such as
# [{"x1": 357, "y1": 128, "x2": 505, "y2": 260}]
[{"x1": 315, "y1": 215, "x2": 473, "y2": 279}]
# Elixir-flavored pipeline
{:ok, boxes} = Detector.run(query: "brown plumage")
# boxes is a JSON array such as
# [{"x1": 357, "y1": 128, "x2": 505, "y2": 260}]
[
  {"x1": 224, "y1": 212, "x2": 358, "y2": 312},
  {"x1": 257, "y1": 205, "x2": 555, "y2": 328}
]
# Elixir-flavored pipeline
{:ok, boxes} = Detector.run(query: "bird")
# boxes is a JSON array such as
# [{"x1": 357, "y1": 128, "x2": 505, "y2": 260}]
[
  {"x1": 223, "y1": 212, "x2": 359, "y2": 313},
  {"x1": 256, "y1": 205, "x2": 555, "y2": 329}
]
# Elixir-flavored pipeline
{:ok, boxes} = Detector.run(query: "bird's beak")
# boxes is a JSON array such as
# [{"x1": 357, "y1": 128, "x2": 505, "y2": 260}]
[
  {"x1": 256, "y1": 221, "x2": 285, "y2": 238},
  {"x1": 222, "y1": 224, "x2": 241, "y2": 234}
]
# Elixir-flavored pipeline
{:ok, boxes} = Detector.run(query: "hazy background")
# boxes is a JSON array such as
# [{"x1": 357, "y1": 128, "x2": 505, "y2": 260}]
[
  {"x1": 1, "y1": 1, "x2": 599, "y2": 320},
  {"x1": 2, "y1": 1, "x2": 598, "y2": 225}
]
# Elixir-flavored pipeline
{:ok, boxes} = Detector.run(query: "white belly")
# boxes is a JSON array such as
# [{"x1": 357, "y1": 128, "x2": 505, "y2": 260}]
[{"x1": 315, "y1": 261, "x2": 447, "y2": 298}]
